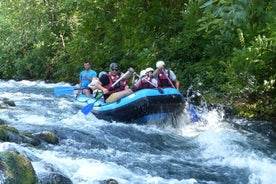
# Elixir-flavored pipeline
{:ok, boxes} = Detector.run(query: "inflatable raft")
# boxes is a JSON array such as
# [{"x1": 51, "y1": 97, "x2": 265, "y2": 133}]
[{"x1": 74, "y1": 88, "x2": 185, "y2": 123}]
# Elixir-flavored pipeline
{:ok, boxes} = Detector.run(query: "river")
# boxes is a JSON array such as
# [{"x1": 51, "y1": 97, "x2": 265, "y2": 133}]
[{"x1": 0, "y1": 79, "x2": 276, "y2": 184}]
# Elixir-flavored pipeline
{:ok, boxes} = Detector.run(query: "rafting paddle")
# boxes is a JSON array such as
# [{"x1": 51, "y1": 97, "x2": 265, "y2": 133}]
[
  {"x1": 188, "y1": 105, "x2": 200, "y2": 122},
  {"x1": 54, "y1": 86, "x2": 82, "y2": 96},
  {"x1": 81, "y1": 70, "x2": 131, "y2": 115}
]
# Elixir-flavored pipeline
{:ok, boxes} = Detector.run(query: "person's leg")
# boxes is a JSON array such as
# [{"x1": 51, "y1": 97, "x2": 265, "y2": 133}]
[
  {"x1": 105, "y1": 89, "x2": 133, "y2": 103},
  {"x1": 83, "y1": 88, "x2": 92, "y2": 97}
]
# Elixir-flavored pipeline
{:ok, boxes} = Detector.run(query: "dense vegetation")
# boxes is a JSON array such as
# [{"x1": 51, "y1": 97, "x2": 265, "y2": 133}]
[{"x1": 0, "y1": 0, "x2": 275, "y2": 121}]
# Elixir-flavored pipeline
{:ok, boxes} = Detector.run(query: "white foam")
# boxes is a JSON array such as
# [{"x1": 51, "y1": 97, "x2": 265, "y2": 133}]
[{"x1": 196, "y1": 120, "x2": 276, "y2": 184}]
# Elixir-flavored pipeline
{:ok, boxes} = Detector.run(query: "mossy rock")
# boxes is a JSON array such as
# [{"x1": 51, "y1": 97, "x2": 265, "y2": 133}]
[
  {"x1": 0, "y1": 119, "x2": 5, "y2": 125},
  {"x1": 0, "y1": 151, "x2": 38, "y2": 184},
  {"x1": 33, "y1": 131, "x2": 59, "y2": 144},
  {"x1": 0, "y1": 125, "x2": 21, "y2": 142},
  {"x1": 0, "y1": 128, "x2": 9, "y2": 141},
  {"x1": 0, "y1": 125, "x2": 19, "y2": 134}
]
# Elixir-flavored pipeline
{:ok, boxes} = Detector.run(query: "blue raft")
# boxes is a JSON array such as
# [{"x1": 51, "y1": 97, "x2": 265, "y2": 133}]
[{"x1": 74, "y1": 88, "x2": 185, "y2": 123}]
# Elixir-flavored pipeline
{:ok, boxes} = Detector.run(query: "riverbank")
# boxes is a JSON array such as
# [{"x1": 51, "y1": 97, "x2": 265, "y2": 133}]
[{"x1": 191, "y1": 92, "x2": 276, "y2": 124}]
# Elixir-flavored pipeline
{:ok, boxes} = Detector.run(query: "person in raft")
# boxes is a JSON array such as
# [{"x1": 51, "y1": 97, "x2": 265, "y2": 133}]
[
  {"x1": 152, "y1": 60, "x2": 180, "y2": 90},
  {"x1": 95, "y1": 62, "x2": 134, "y2": 103},
  {"x1": 88, "y1": 71, "x2": 107, "y2": 99},
  {"x1": 79, "y1": 61, "x2": 97, "y2": 96},
  {"x1": 133, "y1": 68, "x2": 158, "y2": 91}
]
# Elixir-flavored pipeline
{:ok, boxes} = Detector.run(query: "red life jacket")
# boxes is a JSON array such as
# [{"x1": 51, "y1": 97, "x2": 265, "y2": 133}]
[
  {"x1": 141, "y1": 77, "x2": 155, "y2": 88},
  {"x1": 157, "y1": 70, "x2": 175, "y2": 88},
  {"x1": 134, "y1": 77, "x2": 155, "y2": 91},
  {"x1": 104, "y1": 74, "x2": 127, "y2": 94}
]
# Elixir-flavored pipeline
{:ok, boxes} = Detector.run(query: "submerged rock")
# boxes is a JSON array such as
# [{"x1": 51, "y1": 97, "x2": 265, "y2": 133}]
[
  {"x1": 33, "y1": 131, "x2": 59, "y2": 144},
  {"x1": 38, "y1": 173, "x2": 72, "y2": 184},
  {"x1": 0, "y1": 119, "x2": 5, "y2": 125},
  {"x1": 0, "y1": 151, "x2": 38, "y2": 184},
  {"x1": 0, "y1": 98, "x2": 16, "y2": 108},
  {"x1": 3, "y1": 98, "x2": 16, "y2": 106},
  {"x1": 101, "y1": 179, "x2": 119, "y2": 184}
]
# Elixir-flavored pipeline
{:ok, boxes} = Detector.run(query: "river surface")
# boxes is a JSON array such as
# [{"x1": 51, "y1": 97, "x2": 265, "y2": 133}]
[{"x1": 1, "y1": 80, "x2": 276, "y2": 184}]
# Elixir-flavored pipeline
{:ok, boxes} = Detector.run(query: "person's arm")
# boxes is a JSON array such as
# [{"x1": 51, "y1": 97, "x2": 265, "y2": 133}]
[
  {"x1": 79, "y1": 72, "x2": 84, "y2": 92},
  {"x1": 122, "y1": 67, "x2": 134, "y2": 79},
  {"x1": 79, "y1": 72, "x2": 83, "y2": 84},
  {"x1": 151, "y1": 78, "x2": 158, "y2": 88},
  {"x1": 133, "y1": 77, "x2": 142, "y2": 89},
  {"x1": 83, "y1": 75, "x2": 92, "y2": 82},
  {"x1": 175, "y1": 79, "x2": 180, "y2": 90},
  {"x1": 152, "y1": 68, "x2": 160, "y2": 78},
  {"x1": 169, "y1": 70, "x2": 179, "y2": 89},
  {"x1": 83, "y1": 71, "x2": 96, "y2": 82},
  {"x1": 153, "y1": 65, "x2": 164, "y2": 78}
]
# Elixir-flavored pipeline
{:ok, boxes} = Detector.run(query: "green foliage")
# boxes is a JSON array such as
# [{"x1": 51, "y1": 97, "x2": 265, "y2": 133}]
[{"x1": 0, "y1": 0, "x2": 275, "y2": 120}]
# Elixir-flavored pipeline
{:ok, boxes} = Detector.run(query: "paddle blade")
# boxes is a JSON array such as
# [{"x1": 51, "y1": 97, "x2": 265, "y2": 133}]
[
  {"x1": 54, "y1": 86, "x2": 75, "y2": 96},
  {"x1": 81, "y1": 103, "x2": 94, "y2": 115},
  {"x1": 189, "y1": 106, "x2": 200, "y2": 122}
]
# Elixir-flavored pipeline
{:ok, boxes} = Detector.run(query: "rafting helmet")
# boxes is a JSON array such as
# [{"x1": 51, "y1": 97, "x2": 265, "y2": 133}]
[
  {"x1": 156, "y1": 61, "x2": 165, "y2": 68},
  {"x1": 140, "y1": 70, "x2": 146, "y2": 77},
  {"x1": 145, "y1": 67, "x2": 154, "y2": 73},
  {"x1": 110, "y1": 62, "x2": 119, "y2": 69}
]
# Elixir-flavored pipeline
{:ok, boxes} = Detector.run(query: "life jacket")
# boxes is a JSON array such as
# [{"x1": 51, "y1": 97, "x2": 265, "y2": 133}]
[
  {"x1": 134, "y1": 77, "x2": 155, "y2": 91},
  {"x1": 157, "y1": 70, "x2": 175, "y2": 88},
  {"x1": 141, "y1": 77, "x2": 155, "y2": 89},
  {"x1": 104, "y1": 73, "x2": 127, "y2": 94}
]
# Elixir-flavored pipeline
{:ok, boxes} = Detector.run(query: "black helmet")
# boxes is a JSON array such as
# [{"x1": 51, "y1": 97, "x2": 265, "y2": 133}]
[{"x1": 109, "y1": 62, "x2": 119, "y2": 69}]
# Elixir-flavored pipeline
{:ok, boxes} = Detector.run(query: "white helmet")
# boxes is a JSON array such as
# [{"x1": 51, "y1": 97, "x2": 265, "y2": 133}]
[
  {"x1": 140, "y1": 70, "x2": 146, "y2": 76},
  {"x1": 145, "y1": 67, "x2": 154, "y2": 73},
  {"x1": 156, "y1": 61, "x2": 165, "y2": 68}
]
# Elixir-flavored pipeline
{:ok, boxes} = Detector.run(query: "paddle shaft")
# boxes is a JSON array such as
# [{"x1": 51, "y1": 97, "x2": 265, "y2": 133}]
[
  {"x1": 135, "y1": 73, "x2": 158, "y2": 88},
  {"x1": 54, "y1": 86, "x2": 84, "y2": 96},
  {"x1": 111, "y1": 70, "x2": 130, "y2": 88},
  {"x1": 162, "y1": 69, "x2": 176, "y2": 89}
]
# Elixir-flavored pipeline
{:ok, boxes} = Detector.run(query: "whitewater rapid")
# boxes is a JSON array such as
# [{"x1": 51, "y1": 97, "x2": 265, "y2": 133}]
[{"x1": 0, "y1": 80, "x2": 276, "y2": 184}]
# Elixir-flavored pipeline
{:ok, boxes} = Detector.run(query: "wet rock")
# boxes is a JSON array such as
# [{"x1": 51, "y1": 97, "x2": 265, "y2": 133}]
[
  {"x1": 100, "y1": 179, "x2": 119, "y2": 184},
  {"x1": 38, "y1": 173, "x2": 72, "y2": 184},
  {"x1": 22, "y1": 133, "x2": 41, "y2": 147},
  {"x1": 0, "y1": 127, "x2": 9, "y2": 141},
  {"x1": 0, "y1": 125, "x2": 19, "y2": 142},
  {"x1": 0, "y1": 119, "x2": 5, "y2": 125},
  {"x1": 0, "y1": 125, "x2": 40, "y2": 147},
  {"x1": 0, "y1": 151, "x2": 38, "y2": 184},
  {"x1": 33, "y1": 131, "x2": 59, "y2": 144},
  {"x1": 1, "y1": 98, "x2": 16, "y2": 107}
]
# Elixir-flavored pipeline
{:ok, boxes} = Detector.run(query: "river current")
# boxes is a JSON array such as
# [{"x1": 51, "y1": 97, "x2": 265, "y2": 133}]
[{"x1": 0, "y1": 80, "x2": 276, "y2": 184}]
